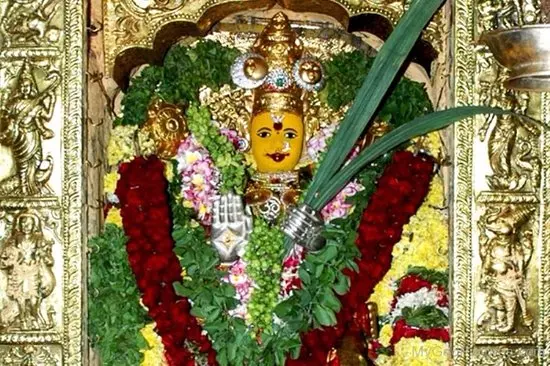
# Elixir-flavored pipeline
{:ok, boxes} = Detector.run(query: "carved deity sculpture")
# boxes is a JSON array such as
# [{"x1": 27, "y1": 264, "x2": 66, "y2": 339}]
[
  {"x1": 477, "y1": 205, "x2": 535, "y2": 334},
  {"x1": 209, "y1": 13, "x2": 326, "y2": 262},
  {"x1": 234, "y1": 12, "x2": 323, "y2": 218},
  {"x1": 478, "y1": 91, "x2": 540, "y2": 191},
  {"x1": 0, "y1": 210, "x2": 55, "y2": 330},
  {"x1": 478, "y1": 0, "x2": 539, "y2": 31},
  {"x1": 0, "y1": 61, "x2": 59, "y2": 196},
  {"x1": 0, "y1": 0, "x2": 61, "y2": 46}
]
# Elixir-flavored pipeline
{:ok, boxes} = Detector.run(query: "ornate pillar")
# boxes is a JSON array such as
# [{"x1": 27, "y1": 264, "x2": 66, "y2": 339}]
[
  {"x1": 0, "y1": 0, "x2": 85, "y2": 363},
  {"x1": 453, "y1": 0, "x2": 548, "y2": 364}
]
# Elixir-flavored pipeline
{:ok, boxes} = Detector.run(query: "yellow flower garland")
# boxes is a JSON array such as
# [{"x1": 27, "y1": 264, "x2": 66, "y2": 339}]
[
  {"x1": 107, "y1": 126, "x2": 156, "y2": 166},
  {"x1": 392, "y1": 338, "x2": 450, "y2": 366},
  {"x1": 368, "y1": 176, "x2": 448, "y2": 315},
  {"x1": 140, "y1": 323, "x2": 168, "y2": 366},
  {"x1": 105, "y1": 208, "x2": 123, "y2": 227},
  {"x1": 369, "y1": 132, "x2": 450, "y2": 365},
  {"x1": 108, "y1": 126, "x2": 139, "y2": 166},
  {"x1": 104, "y1": 172, "x2": 119, "y2": 195},
  {"x1": 378, "y1": 324, "x2": 393, "y2": 348}
]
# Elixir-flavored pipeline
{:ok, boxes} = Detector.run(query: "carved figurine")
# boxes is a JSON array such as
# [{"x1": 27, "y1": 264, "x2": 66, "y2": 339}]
[
  {"x1": 0, "y1": 61, "x2": 59, "y2": 196},
  {"x1": 479, "y1": 92, "x2": 541, "y2": 191},
  {"x1": 0, "y1": 210, "x2": 55, "y2": 330},
  {"x1": 478, "y1": 0, "x2": 539, "y2": 31},
  {"x1": 207, "y1": 13, "x2": 327, "y2": 261},
  {"x1": 477, "y1": 205, "x2": 535, "y2": 334},
  {"x1": 0, "y1": 0, "x2": 61, "y2": 46}
]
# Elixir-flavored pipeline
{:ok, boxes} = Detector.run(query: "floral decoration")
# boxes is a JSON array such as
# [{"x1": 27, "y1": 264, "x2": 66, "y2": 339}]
[
  {"x1": 288, "y1": 151, "x2": 435, "y2": 365},
  {"x1": 140, "y1": 323, "x2": 168, "y2": 366},
  {"x1": 224, "y1": 260, "x2": 254, "y2": 319},
  {"x1": 88, "y1": 38, "x2": 448, "y2": 366},
  {"x1": 175, "y1": 136, "x2": 220, "y2": 226},
  {"x1": 116, "y1": 156, "x2": 215, "y2": 365}
]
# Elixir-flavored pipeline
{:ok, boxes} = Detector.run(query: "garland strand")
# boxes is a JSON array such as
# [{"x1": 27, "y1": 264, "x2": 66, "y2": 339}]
[
  {"x1": 88, "y1": 224, "x2": 150, "y2": 365},
  {"x1": 243, "y1": 219, "x2": 285, "y2": 332},
  {"x1": 116, "y1": 40, "x2": 239, "y2": 127},
  {"x1": 185, "y1": 105, "x2": 246, "y2": 194},
  {"x1": 116, "y1": 156, "x2": 215, "y2": 365}
]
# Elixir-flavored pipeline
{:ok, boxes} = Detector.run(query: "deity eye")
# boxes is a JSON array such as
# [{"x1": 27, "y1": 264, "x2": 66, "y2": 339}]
[
  {"x1": 284, "y1": 129, "x2": 298, "y2": 139},
  {"x1": 257, "y1": 128, "x2": 272, "y2": 138}
]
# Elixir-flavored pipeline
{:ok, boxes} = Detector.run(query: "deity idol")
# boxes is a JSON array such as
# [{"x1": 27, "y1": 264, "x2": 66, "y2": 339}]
[{"x1": 210, "y1": 12, "x2": 326, "y2": 263}]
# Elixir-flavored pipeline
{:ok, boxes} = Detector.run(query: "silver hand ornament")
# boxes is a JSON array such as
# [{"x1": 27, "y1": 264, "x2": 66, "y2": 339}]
[{"x1": 211, "y1": 193, "x2": 253, "y2": 263}]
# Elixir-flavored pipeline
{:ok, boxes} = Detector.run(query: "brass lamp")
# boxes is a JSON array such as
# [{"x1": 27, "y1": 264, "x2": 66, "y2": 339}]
[
  {"x1": 480, "y1": 1, "x2": 550, "y2": 91},
  {"x1": 481, "y1": 25, "x2": 550, "y2": 91}
]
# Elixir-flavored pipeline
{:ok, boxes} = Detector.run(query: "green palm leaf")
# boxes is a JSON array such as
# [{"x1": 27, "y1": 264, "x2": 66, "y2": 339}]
[
  {"x1": 311, "y1": 106, "x2": 511, "y2": 210},
  {"x1": 304, "y1": 0, "x2": 446, "y2": 204}
]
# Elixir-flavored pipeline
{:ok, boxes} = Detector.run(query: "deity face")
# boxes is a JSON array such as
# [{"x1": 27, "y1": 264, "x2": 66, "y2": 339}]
[
  {"x1": 298, "y1": 60, "x2": 322, "y2": 85},
  {"x1": 19, "y1": 216, "x2": 35, "y2": 235},
  {"x1": 243, "y1": 57, "x2": 268, "y2": 82},
  {"x1": 250, "y1": 111, "x2": 304, "y2": 172},
  {"x1": 20, "y1": 79, "x2": 34, "y2": 98}
]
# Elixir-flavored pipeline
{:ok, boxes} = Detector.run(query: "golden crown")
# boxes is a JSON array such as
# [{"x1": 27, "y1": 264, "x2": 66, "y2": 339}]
[{"x1": 231, "y1": 12, "x2": 325, "y2": 117}]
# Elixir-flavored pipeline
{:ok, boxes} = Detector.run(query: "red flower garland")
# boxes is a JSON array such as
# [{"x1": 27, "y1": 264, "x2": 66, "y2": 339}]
[
  {"x1": 289, "y1": 151, "x2": 435, "y2": 364},
  {"x1": 390, "y1": 319, "x2": 450, "y2": 345},
  {"x1": 116, "y1": 156, "x2": 215, "y2": 366},
  {"x1": 394, "y1": 274, "x2": 449, "y2": 308}
]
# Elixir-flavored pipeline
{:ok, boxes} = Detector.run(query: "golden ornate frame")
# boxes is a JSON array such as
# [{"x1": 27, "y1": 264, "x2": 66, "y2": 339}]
[{"x1": 1, "y1": 0, "x2": 549, "y2": 364}]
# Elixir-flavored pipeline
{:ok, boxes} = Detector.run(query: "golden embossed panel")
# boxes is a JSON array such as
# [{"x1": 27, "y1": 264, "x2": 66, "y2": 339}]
[
  {"x1": 0, "y1": 0, "x2": 84, "y2": 364},
  {"x1": 453, "y1": 0, "x2": 548, "y2": 363}
]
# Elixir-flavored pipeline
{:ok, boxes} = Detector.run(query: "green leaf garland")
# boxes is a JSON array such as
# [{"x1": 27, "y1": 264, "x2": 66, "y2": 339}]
[
  {"x1": 88, "y1": 224, "x2": 150, "y2": 365},
  {"x1": 116, "y1": 40, "x2": 239, "y2": 127},
  {"x1": 323, "y1": 50, "x2": 433, "y2": 126},
  {"x1": 243, "y1": 219, "x2": 285, "y2": 332},
  {"x1": 185, "y1": 104, "x2": 247, "y2": 194}
]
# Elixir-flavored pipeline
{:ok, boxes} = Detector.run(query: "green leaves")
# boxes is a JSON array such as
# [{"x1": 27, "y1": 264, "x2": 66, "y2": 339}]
[
  {"x1": 116, "y1": 40, "x2": 238, "y2": 127},
  {"x1": 88, "y1": 224, "x2": 149, "y2": 366},
  {"x1": 322, "y1": 51, "x2": 373, "y2": 109},
  {"x1": 159, "y1": 40, "x2": 238, "y2": 105},
  {"x1": 399, "y1": 306, "x2": 449, "y2": 328},
  {"x1": 404, "y1": 266, "x2": 449, "y2": 290},
  {"x1": 313, "y1": 106, "x2": 510, "y2": 210},
  {"x1": 305, "y1": 0, "x2": 446, "y2": 205},
  {"x1": 117, "y1": 66, "x2": 163, "y2": 126},
  {"x1": 313, "y1": 304, "x2": 337, "y2": 326}
]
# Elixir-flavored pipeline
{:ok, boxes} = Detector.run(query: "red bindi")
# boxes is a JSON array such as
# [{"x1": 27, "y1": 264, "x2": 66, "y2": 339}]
[{"x1": 270, "y1": 113, "x2": 284, "y2": 131}]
